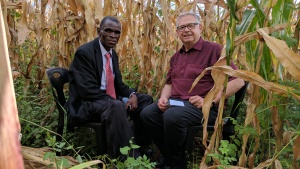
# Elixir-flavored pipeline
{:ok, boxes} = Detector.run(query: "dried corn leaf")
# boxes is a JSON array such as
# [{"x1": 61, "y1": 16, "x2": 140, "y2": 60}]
[
  {"x1": 271, "y1": 105, "x2": 283, "y2": 152},
  {"x1": 81, "y1": 0, "x2": 96, "y2": 41},
  {"x1": 160, "y1": 0, "x2": 177, "y2": 39},
  {"x1": 293, "y1": 135, "x2": 300, "y2": 163},
  {"x1": 6, "y1": 1, "x2": 22, "y2": 9},
  {"x1": 22, "y1": 146, "x2": 55, "y2": 166},
  {"x1": 283, "y1": 130, "x2": 293, "y2": 146},
  {"x1": 94, "y1": 0, "x2": 103, "y2": 28},
  {"x1": 235, "y1": 23, "x2": 288, "y2": 46},
  {"x1": 192, "y1": 66, "x2": 300, "y2": 100},
  {"x1": 208, "y1": 166, "x2": 247, "y2": 169},
  {"x1": 236, "y1": 0, "x2": 248, "y2": 9},
  {"x1": 67, "y1": 0, "x2": 79, "y2": 15},
  {"x1": 253, "y1": 159, "x2": 272, "y2": 169},
  {"x1": 275, "y1": 159, "x2": 283, "y2": 169},
  {"x1": 12, "y1": 71, "x2": 21, "y2": 80},
  {"x1": 22, "y1": 146, "x2": 103, "y2": 168},
  {"x1": 257, "y1": 28, "x2": 300, "y2": 81},
  {"x1": 17, "y1": 0, "x2": 30, "y2": 44},
  {"x1": 235, "y1": 32, "x2": 260, "y2": 46},
  {"x1": 69, "y1": 160, "x2": 105, "y2": 169},
  {"x1": 205, "y1": 0, "x2": 217, "y2": 31},
  {"x1": 238, "y1": 103, "x2": 256, "y2": 167}
]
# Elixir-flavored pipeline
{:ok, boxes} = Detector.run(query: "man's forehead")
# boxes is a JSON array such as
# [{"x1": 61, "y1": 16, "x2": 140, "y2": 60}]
[
  {"x1": 103, "y1": 20, "x2": 120, "y2": 25},
  {"x1": 178, "y1": 16, "x2": 196, "y2": 25},
  {"x1": 102, "y1": 21, "x2": 121, "y2": 29}
]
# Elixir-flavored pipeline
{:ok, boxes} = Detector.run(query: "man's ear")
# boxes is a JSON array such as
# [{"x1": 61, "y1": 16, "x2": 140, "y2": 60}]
[
  {"x1": 97, "y1": 27, "x2": 102, "y2": 36},
  {"x1": 198, "y1": 24, "x2": 203, "y2": 32}
]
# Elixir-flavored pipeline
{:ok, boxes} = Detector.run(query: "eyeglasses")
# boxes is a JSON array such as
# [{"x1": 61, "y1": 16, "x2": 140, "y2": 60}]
[
  {"x1": 176, "y1": 23, "x2": 199, "y2": 32},
  {"x1": 104, "y1": 28, "x2": 121, "y2": 35}
]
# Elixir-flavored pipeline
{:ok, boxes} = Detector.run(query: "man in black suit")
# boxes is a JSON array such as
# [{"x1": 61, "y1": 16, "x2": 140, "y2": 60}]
[{"x1": 67, "y1": 16, "x2": 153, "y2": 159}]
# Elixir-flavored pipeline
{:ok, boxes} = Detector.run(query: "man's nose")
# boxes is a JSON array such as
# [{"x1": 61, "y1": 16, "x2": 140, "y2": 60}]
[
  {"x1": 183, "y1": 26, "x2": 190, "y2": 31},
  {"x1": 111, "y1": 32, "x2": 118, "y2": 37}
]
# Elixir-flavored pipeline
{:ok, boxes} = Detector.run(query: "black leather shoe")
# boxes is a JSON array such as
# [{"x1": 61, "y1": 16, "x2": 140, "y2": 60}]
[{"x1": 155, "y1": 156, "x2": 165, "y2": 168}]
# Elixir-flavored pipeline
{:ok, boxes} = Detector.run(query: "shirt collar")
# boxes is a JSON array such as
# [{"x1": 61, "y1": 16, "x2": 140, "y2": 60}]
[
  {"x1": 180, "y1": 37, "x2": 203, "y2": 53},
  {"x1": 99, "y1": 39, "x2": 112, "y2": 56}
]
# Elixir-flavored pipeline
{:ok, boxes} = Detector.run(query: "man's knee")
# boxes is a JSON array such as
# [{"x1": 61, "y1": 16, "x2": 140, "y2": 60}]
[
  {"x1": 109, "y1": 100, "x2": 127, "y2": 116},
  {"x1": 144, "y1": 94, "x2": 153, "y2": 104},
  {"x1": 140, "y1": 107, "x2": 148, "y2": 121},
  {"x1": 140, "y1": 102, "x2": 155, "y2": 121},
  {"x1": 112, "y1": 100, "x2": 125, "y2": 108},
  {"x1": 163, "y1": 110, "x2": 183, "y2": 125}
]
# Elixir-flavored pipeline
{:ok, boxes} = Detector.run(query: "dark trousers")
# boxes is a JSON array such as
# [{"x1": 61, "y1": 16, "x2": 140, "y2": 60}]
[
  {"x1": 88, "y1": 93, "x2": 152, "y2": 158},
  {"x1": 127, "y1": 93, "x2": 153, "y2": 147},
  {"x1": 140, "y1": 100, "x2": 218, "y2": 169}
]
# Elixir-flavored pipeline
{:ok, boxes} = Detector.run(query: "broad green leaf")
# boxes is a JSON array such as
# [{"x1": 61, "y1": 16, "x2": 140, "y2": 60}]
[
  {"x1": 227, "y1": 0, "x2": 239, "y2": 21},
  {"x1": 76, "y1": 155, "x2": 83, "y2": 164},
  {"x1": 249, "y1": 0, "x2": 268, "y2": 27},
  {"x1": 236, "y1": 10, "x2": 256, "y2": 35},
  {"x1": 120, "y1": 146, "x2": 130, "y2": 155},
  {"x1": 131, "y1": 144, "x2": 140, "y2": 149},
  {"x1": 272, "y1": 0, "x2": 293, "y2": 24}
]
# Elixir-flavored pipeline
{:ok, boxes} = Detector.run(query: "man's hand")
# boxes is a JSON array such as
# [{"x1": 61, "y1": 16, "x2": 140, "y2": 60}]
[
  {"x1": 158, "y1": 97, "x2": 169, "y2": 112},
  {"x1": 189, "y1": 95, "x2": 204, "y2": 108},
  {"x1": 126, "y1": 94, "x2": 138, "y2": 111}
]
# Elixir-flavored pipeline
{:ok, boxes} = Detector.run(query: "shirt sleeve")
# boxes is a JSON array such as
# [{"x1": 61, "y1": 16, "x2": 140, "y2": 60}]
[{"x1": 165, "y1": 56, "x2": 174, "y2": 85}]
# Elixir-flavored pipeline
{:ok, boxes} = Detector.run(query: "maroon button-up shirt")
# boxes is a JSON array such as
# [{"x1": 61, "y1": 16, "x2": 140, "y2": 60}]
[{"x1": 166, "y1": 37, "x2": 237, "y2": 100}]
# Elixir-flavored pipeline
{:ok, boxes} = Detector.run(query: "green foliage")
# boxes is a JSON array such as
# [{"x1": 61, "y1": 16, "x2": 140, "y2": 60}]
[
  {"x1": 101, "y1": 138, "x2": 156, "y2": 169},
  {"x1": 206, "y1": 117, "x2": 242, "y2": 168},
  {"x1": 122, "y1": 65, "x2": 140, "y2": 89},
  {"x1": 208, "y1": 140, "x2": 238, "y2": 168},
  {"x1": 44, "y1": 135, "x2": 71, "y2": 168},
  {"x1": 226, "y1": 0, "x2": 239, "y2": 21},
  {"x1": 16, "y1": 77, "x2": 57, "y2": 148},
  {"x1": 10, "y1": 10, "x2": 21, "y2": 21}
]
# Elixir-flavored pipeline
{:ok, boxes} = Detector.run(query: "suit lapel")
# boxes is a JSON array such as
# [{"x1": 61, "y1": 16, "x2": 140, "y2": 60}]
[
  {"x1": 94, "y1": 38, "x2": 103, "y2": 82},
  {"x1": 111, "y1": 50, "x2": 118, "y2": 73},
  {"x1": 111, "y1": 50, "x2": 119, "y2": 90}
]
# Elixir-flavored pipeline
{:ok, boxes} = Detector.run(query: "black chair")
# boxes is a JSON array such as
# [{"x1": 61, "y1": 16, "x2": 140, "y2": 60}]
[
  {"x1": 185, "y1": 82, "x2": 248, "y2": 155},
  {"x1": 46, "y1": 67, "x2": 107, "y2": 155}
]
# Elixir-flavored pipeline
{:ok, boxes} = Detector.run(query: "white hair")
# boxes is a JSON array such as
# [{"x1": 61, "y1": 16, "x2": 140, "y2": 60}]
[{"x1": 176, "y1": 12, "x2": 201, "y2": 27}]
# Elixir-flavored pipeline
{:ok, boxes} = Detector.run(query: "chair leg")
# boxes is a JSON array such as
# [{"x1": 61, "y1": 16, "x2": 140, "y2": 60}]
[
  {"x1": 93, "y1": 127, "x2": 107, "y2": 156},
  {"x1": 222, "y1": 125, "x2": 235, "y2": 141},
  {"x1": 185, "y1": 127, "x2": 201, "y2": 155}
]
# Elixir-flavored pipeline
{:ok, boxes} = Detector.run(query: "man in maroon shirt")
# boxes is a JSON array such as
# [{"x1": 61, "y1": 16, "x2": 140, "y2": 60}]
[{"x1": 140, "y1": 12, "x2": 245, "y2": 169}]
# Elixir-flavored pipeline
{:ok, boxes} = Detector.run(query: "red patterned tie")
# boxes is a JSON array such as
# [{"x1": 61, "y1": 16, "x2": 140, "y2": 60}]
[{"x1": 105, "y1": 52, "x2": 116, "y2": 99}]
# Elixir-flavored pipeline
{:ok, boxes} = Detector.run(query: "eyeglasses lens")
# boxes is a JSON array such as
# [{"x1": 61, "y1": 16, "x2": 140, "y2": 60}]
[{"x1": 177, "y1": 23, "x2": 199, "y2": 32}]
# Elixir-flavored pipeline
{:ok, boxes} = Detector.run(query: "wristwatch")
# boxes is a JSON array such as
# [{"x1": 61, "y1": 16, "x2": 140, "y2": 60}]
[{"x1": 129, "y1": 92, "x2": 136, "y2": 98}]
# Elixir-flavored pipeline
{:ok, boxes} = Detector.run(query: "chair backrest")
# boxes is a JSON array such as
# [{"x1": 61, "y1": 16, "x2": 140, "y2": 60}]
[
  {"x1": 223, "y1": 82, "x2": 248, "y2": 134},
  {"x1": 46, "y1": 68, "x2": 69, "y2": 141},
  {"x1": 229, "y1": 82, "x2": 248, "y2": 120}
]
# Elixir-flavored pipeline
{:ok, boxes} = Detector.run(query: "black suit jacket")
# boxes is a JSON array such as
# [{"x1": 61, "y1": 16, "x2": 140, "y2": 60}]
[{"x1": 67, "y1": 38, "x2": 134, "y2": 127}]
